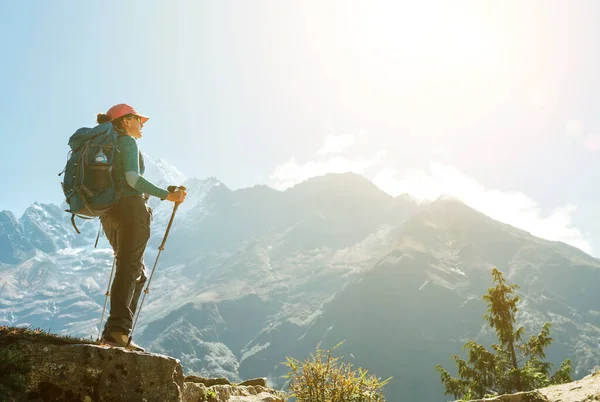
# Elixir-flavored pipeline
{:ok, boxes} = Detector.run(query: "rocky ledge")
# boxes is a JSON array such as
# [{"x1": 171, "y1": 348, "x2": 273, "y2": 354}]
[
  {"x1": 467, "y1": 371, "x2": 600, "y2": 402},
  {"x1": 0, "y1": 327, "x2": 285, "y2": 402}
]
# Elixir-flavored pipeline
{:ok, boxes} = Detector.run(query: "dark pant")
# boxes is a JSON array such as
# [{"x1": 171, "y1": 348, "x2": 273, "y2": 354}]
[{"x1": 100, "y1": 195, "x2": 152, "y2": 336}]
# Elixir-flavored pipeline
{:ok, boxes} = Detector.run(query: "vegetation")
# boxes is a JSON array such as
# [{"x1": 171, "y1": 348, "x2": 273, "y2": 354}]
[
  {"x1": 206, "y1": 388, "x2": 217, "y2": 400},
  {"x1": 0, "y1": 345, "x2": 28, "y2": 401},
  {"x1": 0, "y1": 325, "x2": 99, "y2": 347},
  {"x1": 0, "y1": 326, "x2": 99, "y2": 401},
  {"x1": 284, "y1": 341, "x2": 392, "y2": 401},
  {"x1": 435, "y1": 268, "x2": 573, "y2": 400}
]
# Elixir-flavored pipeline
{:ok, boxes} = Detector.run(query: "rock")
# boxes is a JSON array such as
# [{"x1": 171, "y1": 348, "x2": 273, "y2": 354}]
[
  {"x1": 185, "y1": 375, "x2": 232, "y2": 386},
  {"x1": 539, "y1": 370, "x2": 600, "y2": 402},
  {"x1": 8, "y1": 341, "x2": 183, "y2": 402},
  {"x1": 182, "y1": 382, "x2": 286, "y2": 402},
  {"x1": 238, "y1": 378, "x2": 267, "y2": 387},
  {"x1": 183, "y1": 382, "x2": 208, "y2": 401},
  {"x1": 467, "y1": 370, "x2": 600, "y2": 402},
  {"x1": 468, "y1": 391, "x2": 549, "y2": 401},
  {"x1": 1, "y1": 327, "x2": 285, "y2": 402},
  {"x1": 227, "y1": 395, "x2": 285, "y2": 402}
]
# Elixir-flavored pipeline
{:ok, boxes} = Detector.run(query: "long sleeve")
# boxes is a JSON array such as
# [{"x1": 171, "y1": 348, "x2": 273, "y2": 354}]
[{"x1": 118, "y1": 136, "x2": 169, "y2": 200}]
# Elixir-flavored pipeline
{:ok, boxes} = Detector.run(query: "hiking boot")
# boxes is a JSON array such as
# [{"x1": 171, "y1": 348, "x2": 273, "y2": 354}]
[{"x1": 100, "y1": 331, "x2": 145, "y2": 352}]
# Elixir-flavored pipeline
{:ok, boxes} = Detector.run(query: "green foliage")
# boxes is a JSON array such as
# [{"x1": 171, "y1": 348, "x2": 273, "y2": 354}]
[
  {"x1": 284, "y1": 341, "x2": 392, "y2": 401},
  {"x1": 435, "y1": 268, "x2": 573, "y2": 400},
  {"x1": 205, "y1": 388, "x2": 217, "y2": 400}
]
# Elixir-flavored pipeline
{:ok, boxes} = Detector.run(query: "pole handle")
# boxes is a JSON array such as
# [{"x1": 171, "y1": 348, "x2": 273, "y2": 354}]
[
  {"x1": 167, "y1": 185, "x2": 186, "y2": 193},
  {"x1": 159, "y1": 189, "x2": 184, "y2": 250}
]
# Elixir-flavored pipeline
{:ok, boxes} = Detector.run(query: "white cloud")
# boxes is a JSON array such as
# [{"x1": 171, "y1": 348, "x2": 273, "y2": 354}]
[
  {"x1": 372, "y1": 162, "x2": 592, "y2": 254},
  {"x1": 270, "y1": 132, "x2": 384, "y2": 190},
  {"x1": 317, "y1": 134, "x2": 356, "y2": 154},
  {"x1": 269, "y1": 154, "x2": 383, "y2": 191},
  {"x1": 269, "y1": 134, "x2": 591, "y2": 255},
  {"x1": 373, "y1": 167, "x2": 441, "y2": 202}
]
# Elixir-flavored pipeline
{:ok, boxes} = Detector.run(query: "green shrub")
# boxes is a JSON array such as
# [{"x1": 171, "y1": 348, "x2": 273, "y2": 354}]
[{"x1": 284, "y1": 341, "x2": 391, "y2": 401}]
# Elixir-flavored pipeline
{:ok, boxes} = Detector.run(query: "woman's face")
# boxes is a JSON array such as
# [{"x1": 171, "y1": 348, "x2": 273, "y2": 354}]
[{"x1": 123, "y1": 115, "x2": 144, "y2": 138}]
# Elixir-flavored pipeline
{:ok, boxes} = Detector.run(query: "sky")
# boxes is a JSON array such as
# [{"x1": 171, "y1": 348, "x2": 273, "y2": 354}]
[{"x1": 2, "y1": 0, "x2": 600, "y2": 255}]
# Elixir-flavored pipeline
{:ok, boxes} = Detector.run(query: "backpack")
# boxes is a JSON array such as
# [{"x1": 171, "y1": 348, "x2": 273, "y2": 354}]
[{"x1": 59, "y1": 122, "x2": 122, "y2": 235}]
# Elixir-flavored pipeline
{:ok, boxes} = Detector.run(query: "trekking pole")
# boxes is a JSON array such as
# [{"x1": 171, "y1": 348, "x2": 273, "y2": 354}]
[
  {"x1": 97, "y1": 253, "x2": 116, "y2": 341},
  {"x1": 128, "y1": 186, "x2": 186, "y2": 347}
]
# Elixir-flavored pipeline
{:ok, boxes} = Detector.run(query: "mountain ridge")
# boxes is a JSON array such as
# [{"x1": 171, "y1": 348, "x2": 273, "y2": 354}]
[{"x1": 3, "y1": 164, "x2": 600, "y2": 401}]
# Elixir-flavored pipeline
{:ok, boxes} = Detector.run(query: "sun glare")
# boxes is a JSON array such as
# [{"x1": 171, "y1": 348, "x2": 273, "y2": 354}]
[
  {"x1": 358, "y1": 2, "x2": 510, "y2": 84},
  {"x1": 335, "y1": 1, "x2": 541, "y2": 135}
]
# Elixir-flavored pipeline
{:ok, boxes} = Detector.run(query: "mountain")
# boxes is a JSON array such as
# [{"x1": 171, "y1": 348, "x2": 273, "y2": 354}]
[
  {"x1": 20, "y1": 202, "x2": 80, "y2": 253},
  {"x1": 0, "y1": 210, "x2": 33, "y2": 264},
  {"x1": 141, "y1": 153, "x2": 188, "y2": 190},
  {"x1": 272, "y1": 197, "x2": 600, "y2": 400},
  {"x1": 3, "y1": 161, "x2": 600, "y2": 401}
]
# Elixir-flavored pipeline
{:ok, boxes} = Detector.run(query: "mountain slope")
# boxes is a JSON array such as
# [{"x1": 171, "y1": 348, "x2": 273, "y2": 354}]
[
  {"x1": 0, "y1": 210, "x2": 33, "y2": 264},
  {"x1": 3, "y1": 169, "x2": 600, "y2": 401},
  {"x1": 237, "y1": 197, "x2": 600, "y2": 401}
]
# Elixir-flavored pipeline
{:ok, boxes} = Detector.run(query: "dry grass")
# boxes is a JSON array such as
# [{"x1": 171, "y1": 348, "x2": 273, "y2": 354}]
[{"x1": 284, "y1": 341, "x2": 392, "y2": 402}]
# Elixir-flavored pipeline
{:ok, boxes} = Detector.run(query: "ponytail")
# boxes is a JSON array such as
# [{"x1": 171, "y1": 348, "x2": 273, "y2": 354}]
[{"x1": 97, "y1": 113, "x2": 111, "y2": 124}]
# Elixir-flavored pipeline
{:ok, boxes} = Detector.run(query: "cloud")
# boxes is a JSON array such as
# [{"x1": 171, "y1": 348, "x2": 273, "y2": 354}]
[
  {"x1": 270, "y1": 131, "x2": 383, "y2": 190},
  {"x1": 317, "y1": 134, "x2": 356, "y2": 154},
  {"x1": 269, "y1": 153, "x2": 384, "y2": 191},
  {"x1": 269, "y1": 135, "x2": 591, "y2": 254},
  {"x1": 372, "y1": 162, "x2": 592, "y2": 254}
]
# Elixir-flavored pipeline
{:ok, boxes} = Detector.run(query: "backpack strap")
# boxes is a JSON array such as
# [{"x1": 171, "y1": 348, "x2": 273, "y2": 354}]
[
  {"x1": 71, "y1": 214, "x2": 80, "y2": 234},
  {"x1": 69, "y1": 213, "x2": 96, "y2": 234}
]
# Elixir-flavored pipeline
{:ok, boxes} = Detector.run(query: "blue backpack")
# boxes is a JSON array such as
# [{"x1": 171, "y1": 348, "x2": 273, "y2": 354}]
[{"x1": 59, "y1": 122, "x2": 123, "y2": 235}]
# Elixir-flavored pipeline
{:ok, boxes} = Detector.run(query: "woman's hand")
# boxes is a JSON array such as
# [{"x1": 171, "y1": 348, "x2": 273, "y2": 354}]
[{"x1": 166, "y1": 188, "x2": 187, "y2": 203}]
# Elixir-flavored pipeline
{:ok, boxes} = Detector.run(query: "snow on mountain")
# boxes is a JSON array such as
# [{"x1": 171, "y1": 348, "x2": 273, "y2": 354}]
[
  {"x1": 19, "y1": 202, "x2": 72, "y2": 253},
  {"x1": 0, "y1": 210, "x2": 34, "y2": 264},
  {"x1": 1, "y1": 155, "x2": 220, "y2": 334},
  {"x1": 148, "y1": 176, "x2": 223, "y2": 230},
  {"x1": 141, "y1": 153, "x2": 187, "y2": 189},
  {"x1": 140, "y1": 153, "x2": 224, "y2": 242},
  {"x1": 0, "y1": 246, "x2": 115, "y2": 337},
  {"x1": 140, "y1": 152, "x2": 216, "y2": 213},
  {"x1": 10, "y1": 163, "x2": 600, "y2": 401}
]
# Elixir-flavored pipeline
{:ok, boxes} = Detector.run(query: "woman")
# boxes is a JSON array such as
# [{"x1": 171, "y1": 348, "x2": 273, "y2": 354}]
[{"x1": 96, "y1": 103, "x2": 186, "y2": 351}]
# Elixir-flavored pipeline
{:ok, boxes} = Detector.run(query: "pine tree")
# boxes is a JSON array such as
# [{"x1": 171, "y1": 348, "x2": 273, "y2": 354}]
[{"x1": 435, "y1": 267, "x2": 573, "y2": 400}]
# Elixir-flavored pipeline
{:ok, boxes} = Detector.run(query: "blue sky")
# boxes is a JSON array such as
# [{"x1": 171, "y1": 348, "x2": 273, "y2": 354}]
[{"x1": 3, "y1": 0, "x2": 600, "y2": 255}]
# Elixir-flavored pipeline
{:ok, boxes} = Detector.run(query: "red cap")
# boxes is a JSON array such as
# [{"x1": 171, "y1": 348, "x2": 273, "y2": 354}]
[{"x1": 106, "y1": 104, "x2": 149, "y2": 124}]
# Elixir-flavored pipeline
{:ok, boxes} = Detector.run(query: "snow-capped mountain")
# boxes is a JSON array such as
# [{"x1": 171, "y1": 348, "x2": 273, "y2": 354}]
[
  {"x1": 20, "y1": 203, "x2": 75, "y2": 253},
  {"x1": 3, "y1": 159, "x2": 600, "y2": 401},
  {"x1": 0, "y1": 210, "x2": 34, "y2": 264},
  {"x1": 141, "y1": 153, "x2": 188, "y2": 190},
  {"x1": 0, "y1": 155, "x2": 221, "y2": 331}
]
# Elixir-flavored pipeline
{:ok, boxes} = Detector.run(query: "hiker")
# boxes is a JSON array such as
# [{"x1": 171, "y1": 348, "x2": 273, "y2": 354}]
[{"x1": 96, "y1": 103, "x2": 186, "y2": 351}]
